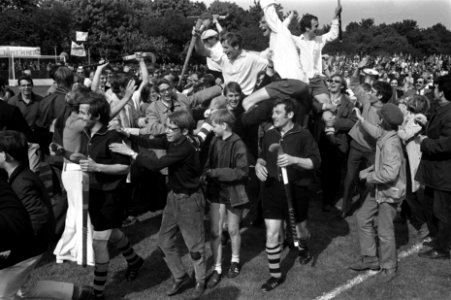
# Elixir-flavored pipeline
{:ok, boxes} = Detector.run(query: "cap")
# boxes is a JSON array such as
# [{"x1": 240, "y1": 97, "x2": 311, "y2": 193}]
[
  {"x1": 378, "y1": 103, "x2": 404, "y2": 127},
  {"x1": 201, "y1": 29, "x2": 218, "y2": 40}
]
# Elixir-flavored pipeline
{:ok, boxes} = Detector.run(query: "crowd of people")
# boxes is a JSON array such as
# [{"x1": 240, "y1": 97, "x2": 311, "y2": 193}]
[{"x1": 1, "y1": 0, "x2": 451, "y2": 299}]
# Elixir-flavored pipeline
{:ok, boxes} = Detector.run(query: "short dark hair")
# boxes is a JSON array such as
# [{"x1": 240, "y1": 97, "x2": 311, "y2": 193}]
[
  {"x1": 274, "y1": 98, "x2": 297, "y2": 121},
  {"x1": 223, "y1": 81, "x2": 243, "y2": 96},
  {"x1": 65, "y1": 85, "x2": 91, "y2": 113},
  {"x1": 220, "y1": 32, "x2": 243, "y2": 49},
  {"x1": 155, "y1": 78, "x2": 173, "y2": 93},
  {"x1": 210, "y1": 109, "x2": 236, "y2": 129},
  {"x1": 81, "y1": 92, "x2": 110, "y2": 125},
  {"x1": 436, "y1": 74, "x2": 451, "y2": 101},
  {"x1": 54, "y1": 66, "x2": 74, "y2": 88},
  {"x1": 299, "y1": 14, "x2": 318, "y2": 33},
  {"x1": 373, "y1": 81, "x2": 393, "y2": 104},
  {"x1": 168, "y1": 109, "x2": 195, "y2": 132},
  {"x1": 110, "y1": 72, "x2": 131, "y2": 95},
  {"x1": 0, "y1": 130, "x2": 29, "y2": 164},
  {"x1": 17, "y1": 75, "x2": 33, "y2": 87},
  {"x1": 200, "y1": 74, "x2": 216, "y2": 88}
]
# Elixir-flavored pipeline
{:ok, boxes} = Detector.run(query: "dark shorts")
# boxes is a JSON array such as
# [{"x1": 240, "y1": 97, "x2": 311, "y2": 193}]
[
  {"x1": 265, "y1": 79, "x2": 309, "y2": 101},
  {"x1": 89, "y1": 188, "x2": 125, "y2": 231},
  {"x1": 309, "y1": 76, "x2": 329, "y2": 97},
  {"x1": 261, "y1": 178, "x2": 309, "y2": 222}
]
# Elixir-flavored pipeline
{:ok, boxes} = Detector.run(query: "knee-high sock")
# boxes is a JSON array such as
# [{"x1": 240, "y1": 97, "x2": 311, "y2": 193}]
[
  {"x1": 266, "y1": 244, "x2": 281, "y2": 279},
  {"x1": 93, "y1": 262, "x2": 109, "y2": 297},
  {"x1": 114, "y1": 232, "x2": 140, "y2": 266}
]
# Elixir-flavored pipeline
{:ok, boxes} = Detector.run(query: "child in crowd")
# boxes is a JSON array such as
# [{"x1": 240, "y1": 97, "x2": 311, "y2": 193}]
[
  {"x1": 204, "y1": 109, "x2": 249, "y2": 288},
  {"x1": 351, "y1": 103, "x2": 406, "y2": 281}
]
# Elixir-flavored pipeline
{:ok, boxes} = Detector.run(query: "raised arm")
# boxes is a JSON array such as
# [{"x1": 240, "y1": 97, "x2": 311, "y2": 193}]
[{"x1": 91, "y1": 61, "x2": 108, "y2": 93}]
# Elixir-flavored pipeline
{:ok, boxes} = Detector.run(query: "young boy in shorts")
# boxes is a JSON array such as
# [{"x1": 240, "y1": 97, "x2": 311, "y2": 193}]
[{"x1": 204, "y1": 109, "x2": 249, "y2": 288}]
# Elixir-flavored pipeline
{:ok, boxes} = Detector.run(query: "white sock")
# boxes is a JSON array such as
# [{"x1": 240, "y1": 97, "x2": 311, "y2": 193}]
[
  {"x1": 231, "y1": 255, "x2": 240, "y2": 263},
  {"x1": 214, "y1": 263, "x2": 222, "y2": 274}
]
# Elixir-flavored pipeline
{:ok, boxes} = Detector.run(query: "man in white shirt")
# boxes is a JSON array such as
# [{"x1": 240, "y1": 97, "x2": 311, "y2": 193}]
[
  {"x1": 293, "y1": 6, "x2": 342, "y2": 111},
  {"x1": 194, "y1": 31, "x2": 268, "y2": 96},
  {"x1": 201, "y1": 29, "x2": 223, "y2": 75}
]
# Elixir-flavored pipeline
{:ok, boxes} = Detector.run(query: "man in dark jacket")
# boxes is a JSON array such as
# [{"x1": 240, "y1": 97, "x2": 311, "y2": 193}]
[
  {"x1": 0, "y1": 130, "x2": 90, "y2": 299},
  {"x1": 417, "y1": 74, "x2": 451, "y2": 259},
  {"x1": 255, "y1": 99, "x2": 321, "y2": 291}
]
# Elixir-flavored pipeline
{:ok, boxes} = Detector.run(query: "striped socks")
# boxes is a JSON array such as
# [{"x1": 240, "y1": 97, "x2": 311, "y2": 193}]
[
  {"x1": 93, "y1": 261, "x2": 109, "y2": 298},
  {"x1": 115, "y1": 233, "x2": 140, "y2": 266},
  {"x1": 266, "y1": 244, "x2": 282, "y2": 279}
]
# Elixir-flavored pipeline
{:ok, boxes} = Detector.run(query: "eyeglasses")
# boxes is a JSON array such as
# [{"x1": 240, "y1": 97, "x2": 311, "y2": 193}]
[
  {"x1": 416, "y1": 81, "x2": 424, "y2": 84},
  {"x1": 327, "y1": 79, "x2": 342, "y2": 84}
]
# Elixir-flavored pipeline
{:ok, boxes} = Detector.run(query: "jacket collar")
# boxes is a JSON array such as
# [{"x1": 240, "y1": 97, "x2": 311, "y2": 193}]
[
  {"x1": 8, "y1": 163, "x2": 27, "y2": 184},
  {"x1": 377, "y1": 130, "x2": 397, "y2": 146}
]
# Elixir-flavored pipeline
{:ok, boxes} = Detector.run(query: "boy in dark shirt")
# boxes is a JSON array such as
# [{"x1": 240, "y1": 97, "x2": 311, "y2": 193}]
[{"x1": 110, "y1": 110, "x2": 206, "y2": 298}]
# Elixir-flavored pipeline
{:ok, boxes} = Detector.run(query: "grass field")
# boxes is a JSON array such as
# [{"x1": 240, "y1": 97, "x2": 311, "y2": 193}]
[{"x1": 30, "y1": 191, "x2": 451, "y2": 300}]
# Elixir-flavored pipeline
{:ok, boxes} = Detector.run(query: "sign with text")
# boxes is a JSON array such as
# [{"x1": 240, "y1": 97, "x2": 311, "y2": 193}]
[{"x1": 0, "y1": 46, "x2": 41, "y2": 57}]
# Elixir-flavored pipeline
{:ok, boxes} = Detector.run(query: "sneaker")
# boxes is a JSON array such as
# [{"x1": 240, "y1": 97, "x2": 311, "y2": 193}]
[
  {"x1": 298, "y1": 247, "x2": 312, "y2": 265},
  {"x1": 349, "y1": 256, "x2": 380, "y2": 271},
  {"x1": 125, "y1": 256, "x2": 144, "y2": 281},
  {"x1": 206, "y1": 270, "x2": 221, "y2": 288},
  {"x1": 227, "y1": 262, "x2": 241, "y2": 278},
  {"x1": 261, "y1": 276, "x2": 284, "y2": 292}
]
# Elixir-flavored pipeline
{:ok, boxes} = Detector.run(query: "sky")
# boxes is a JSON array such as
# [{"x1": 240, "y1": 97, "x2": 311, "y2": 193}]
[{"x1": 196, "y1": 0, "x2": 451, "y2": 30}]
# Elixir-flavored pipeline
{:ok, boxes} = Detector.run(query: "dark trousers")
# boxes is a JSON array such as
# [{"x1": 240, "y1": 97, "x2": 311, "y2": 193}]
[
  {"x1": 342, "y1": 140, "x2": 374, "y2": 214},
  {"x1": 319, "y1": 134, "x2": 347, "y2": 207},
  {"x1": 424, "y1": 187, "x2": 451, "y2": 252}
]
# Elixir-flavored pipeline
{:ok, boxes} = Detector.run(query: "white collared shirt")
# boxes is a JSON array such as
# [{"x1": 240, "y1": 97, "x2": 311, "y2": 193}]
[
  {"x1": 211, "y1": 50, "x2": 268, "y2": 95},
  {"x1": 293, "y1": 19, "x2": 339, "y2": 80},
  {"x1": 261, "y1": 0, "x2": 307, "y2": 83}
]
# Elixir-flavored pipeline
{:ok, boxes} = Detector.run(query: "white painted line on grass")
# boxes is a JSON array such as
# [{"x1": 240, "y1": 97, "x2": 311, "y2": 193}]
[{"x1": 313, "y1": 242, "x2": 425, "y2": 300}]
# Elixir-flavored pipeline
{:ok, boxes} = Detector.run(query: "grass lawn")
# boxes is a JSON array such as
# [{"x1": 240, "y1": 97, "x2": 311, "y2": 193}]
[{"x1": 30, "y1": 192, "x2": 451, "y2": 300}]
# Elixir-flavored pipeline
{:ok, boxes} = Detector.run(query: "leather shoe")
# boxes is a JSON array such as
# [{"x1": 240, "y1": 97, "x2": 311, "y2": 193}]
[
  {"x1": 381, "y1": 268, "x2": 397, "y2": 283},
  {"x1": 166, "y1": 274, "x2": 193, "y2": 296},
  {"x1": 349, "y1": 256, "x2": 380, "y2": 271},
  {"x1": 418, "y1": 249, "x2": 450, "y2": 260},
  {"x1": 192, "y1": 282, "x2": 205, "y2": 299},
  {"x1": 206, "y1": 270, "x2": 221, "y2": 288},
  {"x1": 422, "y1": 240, "x2": 435, "y2": 248}
]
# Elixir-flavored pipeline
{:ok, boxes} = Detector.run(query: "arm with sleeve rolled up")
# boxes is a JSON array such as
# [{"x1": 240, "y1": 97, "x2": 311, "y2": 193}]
[
  {"x1": 194, "y1": 35, "x2": 212, "y2": 58},
  {"x1": 321, "y1": 5, "x2": 341, "y2": 43},
  {"x1": 109, "y1": 80, "x2": 137, "y2": 119},
  {"x1": 91, "y1": 61, "x2": 108, "y2": 93}
]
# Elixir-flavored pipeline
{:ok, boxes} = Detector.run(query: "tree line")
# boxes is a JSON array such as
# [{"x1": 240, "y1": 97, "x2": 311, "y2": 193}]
[{"x1": 0, "y1": 0, "x2": 450, "y2": 64}]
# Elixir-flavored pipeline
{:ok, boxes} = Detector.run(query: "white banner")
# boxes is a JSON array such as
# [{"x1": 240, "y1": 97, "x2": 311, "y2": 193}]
[
  {"x1": 76, "y1": 31, "x2": 88, "y2": 42},
  {"x1": 71, "y1": 41, "x2": 86, "y2": 57},
  {"x1": 0, "y1": 46, "x2": 41, "y2": 57}
]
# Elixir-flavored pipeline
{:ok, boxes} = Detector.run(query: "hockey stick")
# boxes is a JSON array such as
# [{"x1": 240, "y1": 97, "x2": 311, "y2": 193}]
[{"x1": 268, "y1": 143, "x2": 299, "y2": 248}]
